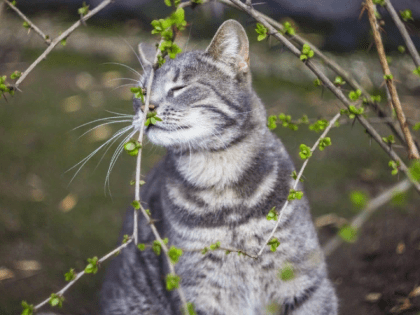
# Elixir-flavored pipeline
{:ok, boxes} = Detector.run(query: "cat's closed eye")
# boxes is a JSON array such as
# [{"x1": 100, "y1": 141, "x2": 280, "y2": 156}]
[{"x1": 169, "y1": 85, "x2": 187, "y2": 97}]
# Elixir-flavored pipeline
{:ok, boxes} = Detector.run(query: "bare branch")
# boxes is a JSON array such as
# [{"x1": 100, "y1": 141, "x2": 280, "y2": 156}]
[
  {"x1": 365, "y1": 0, "x2": 419, "y2": 159},
  {"x1": 226, "y1": 0, "x2": 420, "y2": 194},
  {"x1": 384, "y1": 0, "x2": 420, "y2": 68},
  {"x1": 3, "y1": 0, "x2": 51, "y2": 45},
  {"x1": 33, "y1": 239, "x2": 133, "y2": 311},
  {"x1": 257, "y1": 113, "x2": 341, "y2": 256},
  {"x1": 12, "y1": 0, "x2": 114, "y2": 90},
  {"x1": 323, "y1": 179, "x2": 411, "y2": 256}
]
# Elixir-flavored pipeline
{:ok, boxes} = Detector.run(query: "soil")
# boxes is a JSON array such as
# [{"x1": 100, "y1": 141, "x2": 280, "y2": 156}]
[{"x1": 324, "y1": 208, "x2": 420, "y2": 315}]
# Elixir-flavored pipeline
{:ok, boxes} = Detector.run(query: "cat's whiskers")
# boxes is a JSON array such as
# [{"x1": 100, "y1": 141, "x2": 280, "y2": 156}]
[
  {"x1": 105, "y1": 129, "x2": 137, "y2": 196},
  {"x1": 119, "y1": 37, "x2": 146, "y2": 72},
  {"x1": 105, "y1": 110, "x2": 134, "y2": 116},
  {"x1": 66, "y1": 125, "x2": 134, "y2": 185},
  {"x1": 71, "y1": 115, "x2": 133, "y2": 131},
  {"x1": 76, "y1": 120, "x2": 133, "y2": 140},
  {"x1": 112, "y1": 83, "x2": 138, "y2": 91},
  {"x1": 103, "y1": 62, "x2": 142, "y2": 77}
]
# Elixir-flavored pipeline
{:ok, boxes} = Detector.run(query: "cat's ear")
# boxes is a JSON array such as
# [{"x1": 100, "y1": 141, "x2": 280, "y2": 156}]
[
  {"x1": 138, "y1": 43, "x2": 155, "y2": 70},
  {"x1": 205, "y1": 20, "x2": 250, "y2": 73}
]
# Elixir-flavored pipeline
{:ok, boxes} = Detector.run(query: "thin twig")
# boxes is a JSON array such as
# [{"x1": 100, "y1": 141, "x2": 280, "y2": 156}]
[
  {"x1": 33, "y1": 239, "x2": 133, "y2": 311},
  {"x1": 257, "y1": 113, "x2": 341, "y2": 256},
  {"x1": 365, "y1": 0, "x2": 419, "y2": 159},
  {"x1": 227, "y1": 0, "x2": 420, "y2": 194},
  {"x1": 323, "y1": 178, "x2": 411, "y2": 256},
  {"x1": 3, "y1": 0, "x2": 51, "y2": 45},
  {"x1": 384, "y1": 0, "x2": 420, "y2": 68},
  {"x1": 12, "y1": 0, "x2": 113, "y2": 90},
  {"x1": 217, "y1": 0, "x2": 408, "y2": 149}
]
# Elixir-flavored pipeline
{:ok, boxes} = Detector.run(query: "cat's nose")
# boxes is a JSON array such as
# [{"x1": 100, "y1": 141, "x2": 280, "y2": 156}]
[{"x1": 141, "y1": 104, "x2": 158, "y2": 112}]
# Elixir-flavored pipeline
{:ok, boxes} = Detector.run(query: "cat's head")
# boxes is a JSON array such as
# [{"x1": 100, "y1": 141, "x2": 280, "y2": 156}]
[{"x1": 133, "y1": 20, "x2": 264, "y2": 152}]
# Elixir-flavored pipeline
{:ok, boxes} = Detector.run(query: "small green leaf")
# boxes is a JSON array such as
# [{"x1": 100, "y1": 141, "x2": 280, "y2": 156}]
[
  {"x1": 145, "y1": 209, "x2": 151, "y2": 216},
  {"x1": 22, "y1": 21, "x2": 30, "y2": 29},
  {"x1": 291, "y1": 170, "x2": 304, "y2": 182},
  {"x1": 49, "y1": 293, "x2": 64, "y2": 308},
  {"x1": 209, "y1": 241, "x2": 221, "y2": 250},
  {"x1": 334, "y1": 76, "x2": 346, "y2": 86},
  {"x1": 413, "y1": 122, "x2": 420, "y2": 131},
  {"x1": 122, "y1": 234, "x2": 130, "y2": 244},
  {"x1": 267, "y1": 115, "x2": 277, "y2": 130},
  {"x1": 84, "y1": 256, "x2": 99, "y2": 274},
  {"x1": 266, "y1": 207, "x2": 278, "y2": 221},
  {"x1": 349, "y1": 190, "x2": 368, "y2": 209},
  {"x1": 338, "y1": 225, "x2": 358, "y2": 243},
  {"x1": 383, "y1": 74, "x2": 393, "y2": 80},
  {"x1": 300, "y1": 43, "x2": 314, "y2": 61},
  {"x1": 288, "y1": 189, "x2": 303, "y2": 201},
  {"x1": 137, "y1": 243, "x2": 146, "y2": 251},
  {"x1": 400, "y1": 9, "x2": 413, "y2": 22},
  {"x1": 169, "y1": 8, "x2": 187, "y2": 31},
  {"x1": 255, "y1": 23, "x2": 268, "y2": 41},
  {"x1": 267, "y1": 237, "x2": 280, "y2": 252},
  {"x1": 124, "y1": 140, "x2": 142, "y2": 156},
  {"x1": 164, "y1": 0, "x2": 172, "y2": 6},
  {"x1": 413, "y1": 66, "x2": 420, "y2": 77},
  {"x1": 168, "y1": 246, "x2": 183, "y2": 264},
  {"x1": 131, "y1": 200, "x2": 141, "y2": 210},
  {"x1": 186, "y1": 302, "x2": 197, "y2": 315},
  {"x1": 372, "y1": 0, "x2": 385, "y2": 6},
  {"x1": 278, "y1": 264, "x2": 295, "y2": 281},
  {"x1": 11, "y1": 0, "x2": 17, "y2": 5},
  {"x1": 21, "y1": 301, "x2": 34, "y2": 315},
  {"x1": 388, "y1": 160, "x2": 400, "y2": 176},
  {"x1": 166, "y1": 273, "x2": 181, "y2": 291},
  {"x1": 201, "y1": 247, "x2": 208, "y2": 254},
  {"x1": 382, "y1": 135, "x2": 395, "y2": 145},
  {"x1": 64, "y1": 268, "x2": 76, "y2": 281},
  {"x1": 348, "y1": 89, "x2": 362, "y2": 101},
  {"x1": 299, "y1": 144, "x2": 312, "y2": 160},
  {"x1": 152, "y1": 240, "x2": 162, "y2": 256},
  {"x1": 398, "y1": 45, "x2": 406, "y2": 54},
  {"x1": 313, "y1": 78, "x2": 321, "y2": 87},
  {"x1": 61, "y1": 38, "x2": 67, "y2": 46},
  {"x1": 78, "y1": 2, "x2": 89, "y2": 16},
  {"x1": 318, "y1": 137, "x2": 332, "y2": 151},
  {"x1": 309, "y1": 119, "x2": 328, "y2": 132},
  {"x1": 10, "y1": 71, "x2": 22, "y2": 80},
  {"x1": 408, "y1": 160, "x2": 420, "y2": 182},
  {"x1": 283, "y1": 21, "x2": 295, "y2": 36}
]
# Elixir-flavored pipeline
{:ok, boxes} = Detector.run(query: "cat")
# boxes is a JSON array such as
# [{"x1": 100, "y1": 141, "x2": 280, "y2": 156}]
[{"x1": 100, "y1": 20, "x2": 338, "y2": 315}]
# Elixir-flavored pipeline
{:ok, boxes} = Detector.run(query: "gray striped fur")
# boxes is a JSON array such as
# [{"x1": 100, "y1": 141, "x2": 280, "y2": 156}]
[{"x1": 100, "y1": 20, "x2": 337, "y2": 315}]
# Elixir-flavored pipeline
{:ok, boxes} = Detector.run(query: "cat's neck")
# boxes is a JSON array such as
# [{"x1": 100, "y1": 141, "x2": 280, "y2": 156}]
[{"x1": 168, "y1": 126, "x2": 269, "y2": 190}]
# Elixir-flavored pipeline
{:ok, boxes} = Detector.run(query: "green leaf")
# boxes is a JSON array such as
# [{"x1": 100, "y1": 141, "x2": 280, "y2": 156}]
[
  {"x1": 209, "y1": 241, "x2": 221, "y2": 250},
  {"x1": 166, "y1": 273, "x2": 181, "y2": 291},
  {"x1": 266, "y1": 207, "x2": 278, "y2": 221},
  {"x1": 78, "y1": 2, "x2": 89, "y2": 16},
  {"x1": 309, "y1": 119, "x2": 328, "y2": 132},
  {"x1": 413, "y1": 122, "x2": 420, "y2": 131},
  {"x1": 318, "y1": 137, "x2": 332, "y2": 151},
  {"x1": 186, "y1": 302, "x2": 197, "y2": 315},
  {"x1": 288, "y1": 189, "x2": 303, "y2": 201},
  {"x1": 145, "y1": 208, "x2": 151, "y2": 216},
  {"x1": 388, "y1": 160, "x2": 400, "y2": 176},
  {"x1": 169, "y1": 8, "x2": 187, "y2": 31},
  {"x1": 22, "y1": 21, "x2": 30, "y2": 29},
  {"x1": 10, "y1": 71, "x2": 22, "y2": 80},
  {"x1": 334, "y1": 76, "x2": 346, "y2": 86},
  {"x1": 300, "y1": 43, "x2": 314, "y2": 61},
  {"x1": 349, "y1": 190, "x2": 368, "y2": 209},
  {"x1": 131, "y1": 200, "x2": 141, "y2": 210},
  {"x1": 267, "y1": 237, "x2": 280, "y2": 252},
  {"x1": 84, "y1": 256, "x2": 99, "y2": 274},
  {"x1": 413, "y1": 66, "x2": 420, "y2": 77},
  {"x1": 348, "y1": 89, "x2": 362, "y2": 101},
  {"x1": 137, "y1": 243, "x2": 146, "y2": 251},
  {"x1": 201, "y1": 247, "x2": 208, "y2": 254},
  {"x1": 291, "y1": 170, "x2": 304, "y2": 182},
  {"x1": 398, "y1": 45, "x2": 406, "y2": 54},
  {"x1": 130, "y1": 87, "x2": 145, "y2": 103},
  {"x1": 338, "y1": 225, "x2": 358, "y2": 243},
  {"x1": 164, "y1": 0, "x2": 172, "y2": 6},
  {"x1": 408, "y1": 160, "x2": 420, "y2": 182},
  {"x1": 283, "y1": 22, "x2": 295, "y2": 35},
  {"x1": 168, "y1": 246, "x2": 183, "y2": 264},
  {"x1": 152, "y1": 240, "x2": 162, "y2": 256},
  {"x1": 11, "y1": 0, "x2": 17, "y2": 5},
  {"x1": 348, "y1": 105, "x2": 364, "y2": 117},
  {"x1": 299, "y1": 144, "x2": 312, "y2": 160},
  {"x1": 64, "y1": 268, "x2": 76, "y2": 281},
  {"x1": 267, "y1": 115, "x2": 277, "y2": 130},
  {"x1": 61, "y1": 38, "x2": 67, "y2": 46},
  {"x1": 49, "y1": 293, "x2": 64, "y2": 308},
  {"x1": 21, "y1": 301, "x2": 34, "y2": 315},
  {"x1": 122, "y1": 234, "x2": 130, "y2": 244},
  {"x1": 278, "y1": 264, "x2": 295, "y2": 281},
  {"x1": 382, "y1": 135, "x2": 395, "y2": 145},
  {"x1": 383, "y1": 74, "x2": 393, "y2": 80},
  {"x1": 400, "y1": 9, "x2": 413, "y2": 22},
  {"x1": 313, "y1": 78, "x2": 321, "y2": 87},
  {"x1": 255, "y1": 23, "x2": 267, "y2": 41},
  {"x1": 124, "y1": 140, "x2": 142, "y2": 156},
  {"x1": 371, "y1": 95, "x2": 382, "y2": 102}
]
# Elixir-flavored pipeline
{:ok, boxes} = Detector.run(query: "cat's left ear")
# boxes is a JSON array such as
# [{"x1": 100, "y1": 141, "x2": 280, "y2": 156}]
[
  {"x1": 138, "y1": 43, "x2": 155, "y2": 71},
  {"x1": 205, "y1": 20, "x2": 250, "y2": 73}
]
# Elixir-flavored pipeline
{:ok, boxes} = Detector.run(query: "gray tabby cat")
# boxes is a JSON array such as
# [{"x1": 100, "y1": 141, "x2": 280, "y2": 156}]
[{"x1": 100, "y1": 20, "x2": 338, "y2": 315}]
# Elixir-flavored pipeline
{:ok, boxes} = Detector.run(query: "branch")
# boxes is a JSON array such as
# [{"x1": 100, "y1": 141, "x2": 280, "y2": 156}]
[
  {"x1": 365, "y1": 0, "x2": 419, "y2": 159},
  {"x1": 217, "y1": 0, "x2": 408, "y2": 149},
  {"x1": 11, "y1": 0, "x2": 113, "y2": 91},
  {"x1": 3, "y1": 0, "x2": 51, "y2": 45},
  {"x1": 384, "y1": 0, "x2": 420, "y2": 68},
  {"x1": 226, "y1": 0, "x2": 420, "y2": 194},
  {"x1": 323, "y1": 178, "x2": 411, "y2": 256},
  {"x1": 257, "y1": 113, "x2": 341, "y2": 256},
  {"x1": 33, "y1": 239, "x2": 133, "y2": 311}
]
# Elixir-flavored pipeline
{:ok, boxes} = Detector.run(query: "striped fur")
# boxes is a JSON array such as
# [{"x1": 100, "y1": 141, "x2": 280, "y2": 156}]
[{"x1": 101, "y1": 20, "x2": 337, "y2": 315}]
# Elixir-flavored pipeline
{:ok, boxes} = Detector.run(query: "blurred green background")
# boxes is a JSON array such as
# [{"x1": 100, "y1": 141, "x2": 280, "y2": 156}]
[{"x1": 1, "y1": 2, "x2": 420, "y2": 315}]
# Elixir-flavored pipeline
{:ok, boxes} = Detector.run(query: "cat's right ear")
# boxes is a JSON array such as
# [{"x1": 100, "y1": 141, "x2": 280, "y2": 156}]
[
  {"x1": 206, "y1": 20, "x2": 250, "y2": 74},
  {"x1": 138, "y1": 43, "x2": 155, "y2": 71}
]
